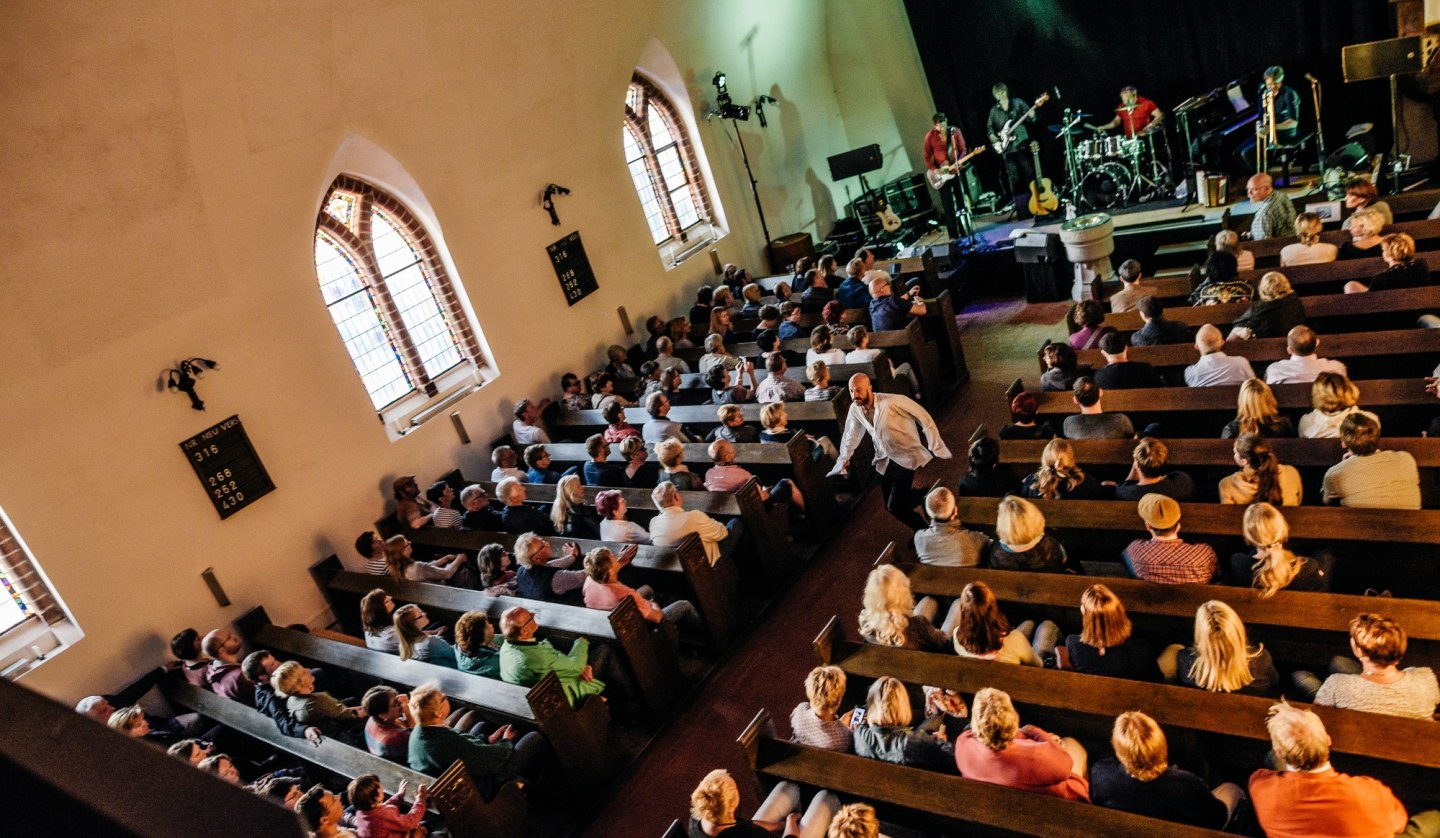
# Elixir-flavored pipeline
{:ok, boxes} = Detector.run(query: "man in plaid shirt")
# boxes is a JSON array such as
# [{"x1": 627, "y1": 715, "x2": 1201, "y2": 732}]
[{"x1": 1122, "y1": 494, "x2": 1218, "y2": 584}]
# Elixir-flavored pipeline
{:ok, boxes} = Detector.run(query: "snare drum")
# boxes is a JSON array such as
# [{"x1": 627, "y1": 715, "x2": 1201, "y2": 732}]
[{"x1": 1076, "y1": 138, "x2": 1106, "y2": 163}]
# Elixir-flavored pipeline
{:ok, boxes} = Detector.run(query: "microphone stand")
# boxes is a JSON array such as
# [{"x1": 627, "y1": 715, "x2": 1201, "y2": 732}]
[
  {"x1": 725, "y1": 118, "x2": 775, "y2": 273},
  {"x1": 1308, "y1": 75, "x2": 1326, "y2": 179}
]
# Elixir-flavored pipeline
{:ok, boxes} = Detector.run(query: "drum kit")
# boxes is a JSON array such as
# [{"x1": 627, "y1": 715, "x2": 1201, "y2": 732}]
[{"x1": 1049, "y1": 102, "x2": 1173, "y2": 211}]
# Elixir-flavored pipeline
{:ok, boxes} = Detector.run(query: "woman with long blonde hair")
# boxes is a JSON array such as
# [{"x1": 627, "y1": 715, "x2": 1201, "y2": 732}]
[
  {"x1": 393, "y1": 603, "x2": 459, "y2": 669},
  {"x1": 851, "y1": 675, "x2": 956, "y2": 772},
  {"x1": 1160, "y1": 601, "x2": 1278, "y2": 695},
  {"x1": 1022, "y1": 438, "x2": 1104, "y2": 500},
  {"x1": 1221, "y1": 378, "x2": 1295, "y2": 439},
  {"x1": 1060, "y1": 584, "x2": 1158, "y2": 680},
  {"x1": 1226, "y1": 502, "x2": 1331, "y2": 597},
  {"x1": 857, "y1": 565, "x2": 947, "y2": 651},
  {"x1": 550, "y1": 473, "x2": 600, "y2": 539}
]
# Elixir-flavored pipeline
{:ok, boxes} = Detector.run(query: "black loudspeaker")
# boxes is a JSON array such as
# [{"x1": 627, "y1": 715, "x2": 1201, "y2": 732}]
[
  {"x1": 827, "y1": 144, "x2": 883, "y2": 181},
  {"x1": 928, "y1": 243, "x2": 954, "y2": 272},
  {"x1": 1342, "y1": 37, "x2": 1423, "y2": 82}
]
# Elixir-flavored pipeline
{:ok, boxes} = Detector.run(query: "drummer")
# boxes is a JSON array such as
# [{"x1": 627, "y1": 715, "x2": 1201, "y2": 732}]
[{"x1": 1085, "y1": 86, "x2": 1163, "y2": 137}]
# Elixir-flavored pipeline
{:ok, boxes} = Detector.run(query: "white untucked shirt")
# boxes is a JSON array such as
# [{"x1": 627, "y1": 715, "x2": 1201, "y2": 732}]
[
  {"x1": 829, "y1": 392, "x2": 952, "y2": 476},
  {"x1": 1264, "y1": 354, "x2": 1347, "y2": 385}
]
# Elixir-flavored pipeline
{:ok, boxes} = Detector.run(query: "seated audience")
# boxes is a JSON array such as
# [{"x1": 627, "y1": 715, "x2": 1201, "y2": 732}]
[
  {"x1": 1337, "y1": 205, "x2": 1385, "y2": 260},
  {"x1": 497, "y1": 478, "x2": 557, "y2": 535},
  {"x1": 1221, "y1": 378, "x2": 1296, "y2": 439},
  {"x1": 836, "y1": 258, "x2": 871, "y2": 311},
  {"x1": 1230, "y1": 272, "x2": 1306, "y2": 341},
  {"x1": 1067, "y1": 299, "x2": 1114, "y2": 351},
  {"x1": 384, "y1": 534, "x2": 470, "y2": 586},
  {"x1": 1094, "y1": 332, "x2": 1164, "y2": 389},
  {"x1": 853, "y1": 676, "x2": 955, "y2": 773},
  {"x1": 649, "y1": 481, "x2": 743, "y2": 566},
  {"x1": 1216, "y1": 228, "x2": 1255, "y2": 271},
  {"x1": 511, "y1": 397, "x2": 552, "y2": 445},
  {"x1": 596, "y1": 489, "x2": 651, "y2": 545},
  {"x1": 759, "y1": 401, "x2": 790, "y2": 442},
  {"x1": 1343, "y1": 177, "x2": 1394, "y2": 227},
  {"x1": 656, "y1": 437, "x2": 705, "y2": 490},
  {"x1": 698, "y1": 333, "x2": 742, "y2": 378},
  {"x1": 868, "y1": 272, "x2": 926, "y2": 332},
  {"x1": 454, "y1": 610, "x2": 501, "y2": 678},
  {"x1": 618, "y1": 435, "x2": 660, "y2": 488},
  {"x1": 1265, "y1": 325, "x2": 1346, "y2": 385},
  {"x1": 1299, "y1": 372, "x2": 1374, "y2": 439},
  {"x1": 705, "y1": 439, "x2": 802, "y2": 510},
  {"x1": 689, "y1": 285, "x2": 713, "y2": 328},
  {"x1": 395, "y1": 604, "x2": 459, "y2": 668},
  {"x1": 295, "y1": 785, "x2": 354, "y2": 838},
  {"x1": 1122, "y1": 494, "x2": 1218, "y2": 584},
  {"x1": 425, "y1": 480, "x2": 462, "y2": 528},
  {"x1": 355, "y1": 530, "x2": 388, "y2": 575},
  {"x1": 790, "y1": 665, "x2": 854, "y2": 753},
  {"x1": 202, "y1": 627, "x2": 254, "y2": 704},
  {"x1": 1280, "y1": 212, "x2": 1338, "y2": 267},
  {"x1": 1107, "y1": 259, "x2": 1156, "y2": 314},
  {"x1": 348, "y1": 773, "x2": 429, "y2": 838},
  {"x1": 273, "y1": 661, "x2": 363, "y2": 737},
  {"x1": 707, "y1": 403, "x2": 760, "y2": 444},
  {"x1": 477, "y1": 543, "x2": 516, "y2": 597},
  {"x1": 1249, "y1": 701, "x2": 1421, "y2": 838},
  {"x1": 1063, "y1": 377, "x2": 1135, "y2": 440},
  {"x1": 1219, "y1": 433, "x2": 1303, "y2": 506},
  {"x1": 241, "y1": 652, "x2": 323, "y2": 743},
  {"x1": 560, "y1": 372, "x2": 589, "y2": 412},
  {"x1": 601, "y1": 401, "x2": 641, "y2": 445},
  {"x1": 491, "y1": 446, "x2": 525, "y2": 482},
  {"x1": 1226, "y1": 502, "x2": 1332, "y2": 596},
  {"x1": 1322, "y1": 412, "x2": 1421, "y2": 508},
  {"x1": 670, "y1": 316, "x2": 696, "y2": 350},
  {"x1": 498, "y1": 606, "x2": 608, "y2": 705},
  {"x1": 523, "y1": 443, "x2": 563, "y2": 484},
  {"x1": 392, "y1": 475, "x2": 436, "y2": 531},
  {"x1": 590, "y1": 372, "x2": 635, "y2": 412},
  {"x1": 959, "y1": 435, "x2": 1021, "y2": 497},
  {"x1": 707, "y1": 360, "x2": 757, "y2": 405},
  {"x1": 915, "y1": 487, "x2": 992, "y2": 566},
  {"x1": 709, "y1": 307, "x2": 739, "y2": 347},
  {"x1": 1348, "y1": 232, "x2": 1429, "y2": 293},
  {"x1": 1131, "y1": 296, "x2": 1192, "y2": 347},
  {"x1": 828, "y1": 803, "x2": 881, "y2": 838},
  {"x1": 846, "y1": 325, "x2": 921, "y2": 397},
  {"x1": 642, "y1": 392, "x2": 700, "y2": 444},
  {"x1": 806, "y1": 325, "x2": 846, "y2": 367},
  {"x1": 605, "y1": 344, "x2": 637, "y2": 379},
  {"x1": 986, "y1": 495, "x2": 1077, "y2": 574},
  {"x1": 778, "y1": 301, "x2": 804, "y2": 340},
  {"x1": 513, "y1": 531, "x2": 585, "y2": 604},
  {"x1": 1300, "y1": 613, "x2": 1440, "y2": 720},
  {"x1": 1091, "y1": 711, "x2": 1237, "y2": 828},
  {"x1": 757, "y1": 353, "x2": 808, "y2": 403},
  {"x1": 952, "y1": 687, "x2": 1089, "y2": 800},
  {"x1": 858, "y1": 564, "x2": 947, "y2": 652},
  {"x1": 583, "y1": 546, "x2": 701, "y2": 633},
  {"x1": 1022, "y1": 438, "x2": 1109, "y2": 500},
  {"x1": 999, "y1": 392, "x2": 1055, "y2": 440},
  {"x1": 952, "y1": 581, "x2": 1050, "y2": 666},
  {"x1": 1184, "y1": 323, "x2": 1255, "y2": 387},
  {"x1": 458, "y1": 484, "x2": 502, "y2": 531},
  {"x1": 107, "y1": 705, "x2": 153, "y2": 740},
  {"x1": 688, "y1": 769, "x2": 830, "y2": 838},
  {"x1": 171, "y1": 627, "x2": 211, "y2": 687},
  {"x1": 1060, "y1": 585, "x2": 1157, "y2": 680},
  {"x1": 1111, "y1": 437, "x2": 1194, "y2": 501},
  {"x1": 743, "y1": 281, "x2": 769, "y2": 317},
  {"x1": 805, "y1": 360, "x2": 843, "y2": 401},
  {"x1": 1159, "y1": 601, "x2": 1278, "y2": 696},
  {"x1": 551, "y1": 473, "x2": 601, "y2": 539},
  {"x1": 407, "y1": 682, "x2": 543, "y2": 795},
  {"x1": 637, "y1": 360, "x2": 664, "y2": 403},
  {"x1": 1040, "y1": 341, "x2": 1088, "y2": 392},
  {"x1": 654, "y1": 336, "x2": 690, "y2": 374},
  {"x1": 578, "y1": 434, "x2": 624, "y2": 486}
]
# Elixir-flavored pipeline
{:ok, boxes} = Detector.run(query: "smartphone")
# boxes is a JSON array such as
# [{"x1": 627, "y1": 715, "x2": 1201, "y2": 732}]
[{"x1": 848, "y1": 707, "x2": 866, "y2": 728}]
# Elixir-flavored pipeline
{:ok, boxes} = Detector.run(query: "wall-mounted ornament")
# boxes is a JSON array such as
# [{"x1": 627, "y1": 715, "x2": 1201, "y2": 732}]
[{"x1": 165, "y1": 357, "x2": 220, "y2": 411}]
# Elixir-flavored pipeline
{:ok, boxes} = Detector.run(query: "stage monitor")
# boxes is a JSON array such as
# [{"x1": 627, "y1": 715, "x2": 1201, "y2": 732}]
[
  {"x1": 1342, "y1": 37, "x2": 1423, "y2": 82},
  {"x1": 827, "y1": 144, "x2": 882, "y2": 182}
]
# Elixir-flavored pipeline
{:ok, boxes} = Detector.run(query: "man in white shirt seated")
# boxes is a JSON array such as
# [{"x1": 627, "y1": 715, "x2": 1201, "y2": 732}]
[
  {"x1": 646, "y1": 481, "x2": 745, "y2": 566},
  {"x1": 512, "y1": 398, "x2": 551, "y2": 445},
  {"x1": 653, "y1": 336, "x2": 690, "y2": 374},
  {"x1": 1264, "y1": 326, "x2": 1347, "y2": 385},
  {"x1": 1184, "y1": 324, "x2": 1255, "y2": 387},
  {"x1": 1322, "y1": 412, "x2": 1421, "y2": 509},
  {"x1": 641, "y1": 392, "x2": 700, "y2": 444},
  {"x1": 490, "y1": 445, "x2": 526, "y2": 482}
]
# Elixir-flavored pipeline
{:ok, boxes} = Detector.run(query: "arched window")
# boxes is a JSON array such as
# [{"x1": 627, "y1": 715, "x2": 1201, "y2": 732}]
[
  {"x1": 0, "y1": 504, "x2": 79, "y2": 675},
  {"x1": 624, "y1": 76, "x2": 719, "y2": 260},
  {"x1": 313, "y1": 175, "x2": 489, "y2": 432}
]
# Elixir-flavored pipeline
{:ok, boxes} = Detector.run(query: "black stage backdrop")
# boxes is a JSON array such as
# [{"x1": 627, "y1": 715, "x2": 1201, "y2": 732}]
[{"x1": 904, "y1": 0, "x2": 1395, "y2": 196}]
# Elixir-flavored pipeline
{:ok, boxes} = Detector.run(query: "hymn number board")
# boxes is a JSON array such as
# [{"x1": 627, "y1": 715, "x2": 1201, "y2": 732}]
[
  {"x1": 180, "y1": 415, "x2": 275, "y2": 520},
  {"x1": 547, "y1": 231, "x2": 599, "y2": 306}
]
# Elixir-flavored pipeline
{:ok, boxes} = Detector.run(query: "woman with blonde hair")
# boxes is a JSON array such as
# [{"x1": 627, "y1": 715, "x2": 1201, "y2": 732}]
[
  {"x1": 273, "y1": 661, "x2": 364, "y2": 736},
  {"x1": 1229, "y1": 272, "x2": 1305, "y2": 340},
  {"x1": 804, "y1": 360, "x2": 842, "y2": 402},
  {"x1": 985, "y1": 495, "x2": 1077, "y2": 573},
  {"x1": 383, "y1": 535, "x2": 469, "y2": 586},
  {"x1": 1338, "y1": 205, "x2": 1385, "y2": 259},
  {"x1": 1347, "y1": 232, "x2": 1429, "y2": 293},
  {"x1": 857, "y1": 564, "x2": 947, "y2": 652},
  {"x1": 394, "y1": 603, "x2": 459, "y2": 669},
  {"x1": 1226, "y1": 502, "x2": 1332, "y2": 596},
  {"x1": 1220, "y1": 379, "x2": 1295, "y2": 439},
  {"x1": 668, "y1": 316, "x2": 695, "y2": 350},
  {"x1": 852, "y1": 676, "x2": 956, "y2": 773},
  {"x1": 1021, "y1": 438, "x2": 1106, "y2": 500},
  {"x1": 550, "y1": 473, "x2": 600, "y2": 539},
  {"x1": 1298, "y1": 372, "x2": 1375, "y2": 438},
  {"x1": 688, "y1": 768, "x2": 837, "y2": 837},
  {"x1": 108, "y1": 705, "x2": 149, "y2": 738},
  {"x1": 951, "y1": 581, "x2": 1052, "y2": 666},
  {"x1": 1090, "y1": 711, "x2": 1238, "y2": 828},
  {"x1": 1159, "y1": 601, "x2": 1279, "y2": 695},
  {"x1": 806, "y1": 325, "x2": 846, "y2": 367},
  {"x1": 952, "y1": 687, "x2": 1089, "y2": 800},
  {"x1": 1218, "y1": 433, "x2": 1302, "y2": 505},
  {"x1": 1059, "y1": 584, "x2": 1158, "y2": 680},
  {"x1": 1280, "y1": 212, "x2": 1337, "y2": 267}
]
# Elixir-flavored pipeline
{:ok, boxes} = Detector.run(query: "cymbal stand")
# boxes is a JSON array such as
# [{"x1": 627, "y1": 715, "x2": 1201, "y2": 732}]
[{"x1": 1058, "y1": 108, "x2": 1085, "y2": 211}]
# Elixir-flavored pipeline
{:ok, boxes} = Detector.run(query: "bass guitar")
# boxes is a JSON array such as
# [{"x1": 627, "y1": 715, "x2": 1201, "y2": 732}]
[
  {"x1": 860, "y1": 173, "x2": 902, "y2": 233},
  {"x1": 1027, "y1": 141, "x2": 1059, "y2": 217},
  {"x1": 994, "y1": 92, "x2": 1050, "y2": 155},
  {"x1": 925, "y1": 145, "x2": 987, "y2": 190}
]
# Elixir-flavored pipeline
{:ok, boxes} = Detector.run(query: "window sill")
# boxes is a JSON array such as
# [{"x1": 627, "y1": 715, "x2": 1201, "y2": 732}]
[
  {"x1": 0, "y1": 616, "x2": 81, "y2": 681},
  {"x1": 660, "y1": 223, "x2": 725, "y2": 270},
  {"x1": 383, "y1": 365, "x2": 493, "y2": 441}
]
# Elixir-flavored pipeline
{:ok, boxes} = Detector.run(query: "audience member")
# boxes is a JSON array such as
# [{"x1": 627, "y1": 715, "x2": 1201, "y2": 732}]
[
  {"x1": 600, "y1": 401, "x2": 641, "y2": 446},
  {"x1": 1094, "y1": 332, "x2": 1164, "y2": 389},
  {"x1": 1349, "y1": 232, "x2": 1430, "y2": 294},
  {"x1": 521, "y1": 443, "x2": 562, "y2": 484},
  {"x1": 669, "y1": 316, "x2": 696, "y2": 350},
  {"x1": 384, "y1": 534, "x2": 470, "y2": 586},
  {"x1": 551, "y1": 473, "x2": 600, "y2": 538},
  {"x1": 241, "y1": 651, "x2": 324, "y2": 744},
  {"x1": 867, "y1": 272, "x2": 925, "y2": 332},
  {"x1": 1111, "y1": 437, "x2": 1194, "y2": 501},
  {"x1": 590, "y1": 372, "x2": 635, "y2": 412},
  {"x1": 952, "y1": 687, "x2": 1089, "y2": 800},
  {"x1": 1159, "y1": 601, "x2": 1278, "y2": 696},
  {"x1": 1337, "y1": 205, "x2": 1385, "y2": 260},
  {"x1": 1219, "y1": 433, "x2": 1302, "y2": 505},
  {"x1": 706, "y1": 403, "x2": 760, "y2": 444},
  {"x1": 605, "y1": 344, "x2": 637, "y2": 378},
  {"x1": 1090, "y1": 711, "x2": 1237, "y2": 828},
  {"x1": 1322, "y1": 412, "x2": 1421, "y2": 508},
  {"x1": 1300, "y1": 613, "x2": 1440, "y2": 720},
  {"x1": 1264, "y1": 325, "x2": 1346, "y2": 384},
  {"x1": 560, "y1": 373, "x2": 589, "y2": 412},
  {"x1": 1280, "y1": 212, "x2": 1338, "y2": 267},
  {"x1": 1022, "y1": 438, "x2": 1109, "y2": 500},
  {"x1": 853, "y1": 676, "x2": 955, "y2": 773},
  {"x1": 952, "y1": 581, "x2": 1050, "y2": 666},
  {"x1": 1229, "y1": 272, "x2": 1306, "y2": 341},
  {"x1": 846, "y1": 325, "x2": 921, "y2": 398},
  {"x1": 1226, "y1": 502, "x2": 1332, "y2": 596},
  {"x1": 355, "y1": 530, "x2": 388, "y2": 575},
  {"x1": 1131, "y1": 296, "x2": 1192, "y2": 346},
  {"x1": 1107, "y1": 259, "x2": 1156, "y2": 313},
  {"x1": 642, "y1": 393, "x2": 699, "y2": 444},
  {"x1": 1040, "y1": 341, "x2": 1088, "y2": 391},
  {"x1": 915, "y1": 487, "x2": 993, "y2": 566},
  {"x1": 407, "y1": 682, "x2": 543, "y2": 795},
  {"x1": 1184, "y1": 324, "x2": 1255, "y2": 387},
  {"x1": 827, "y1": 803, "x2": 881, "y2": 838},
  {"x1": 295, "y1": 785, "x2": 356, "y2": 838},
  {"x1": 707, "y1": 360, "x2": 757, "y2": 405},
  {"x1": 1122, "y1": 494, "x2": 1218, "y2": 584},
  {"x1": 458, "y1": 484, "x2": 502, "y2": 531},
  {"x1": 583, "y1": 546, "x2": 701, "y2": 632},
  {"x1": 596, "y1": 489, "x2": 651, "y2": 545},
  {"x1": 499, "y1": 605, "x2": 610, "y2": 706},
  {"x1": 618, "y1": 435, "x2": 660, "y2": 488},
  {"x1": 513, "y1": 531, "x2": 585, "y2": 604},
  {"x1": 1067, "y1": 299, "x2": 1114, "y2": 351},
  {"x1": 806, "y1": 325, "x2": 846, "y2": 367},
  {"x1": 999, "y1": 392, "x2": 1055, "y2": 440},
  {"x1": 453, "y1": 610, "x2": 501, "y2": 678},
  {"x1": 1343, "y1": 177, "x2": 1394, "y2": 227},
  {"x1": 425, "y1": 480, "x2": 462, "y2": 528},
  {"x1": 1221, "y1": 378, "x2": 1296, "y2": 439},
  {"x1": 202, "y1": 628, "x2": 255, "y2": 704},
  {"x1": 1063, "y1": 377, "x2": 1136, "y2": 439},
  {"x1": 804, "y1": 360, "x2": 843, "y2": 401},
  {"x1": 757, "y1": 353, "x2": 808, "y2": 403},
  {"x1": 171, "y1": 627, "x2": 211, "y2": 687},
  {"x1": 1299, "y1": 372, "x2": 1374, "y2": 439},
  {"x1": 490, "y1": 446, "x2": 525, "y2": 482},
  {"x1": 836, "y1": 258, "x2": 871, "y2": 310},
  {"x1": 511, "y1": 398, "x2": 552, "y2": 445},
  {"x1": 348, "y1": 773, "x2": 429, "y2": 838},
  {"x1": 790, "y1": 666, "x2": 854, "y2": 753},
  {"x1": 656, "y1": 437, "x2": 705, "y2": 489},
  {"x1": 986, "y1": 496, "x2": 1077, "y2": 573},
  {"x1": 778, "y1": 301, "x2": 805, "y2": 340},
  {"x1": 687, "y1": 768, "x2": 823, "y2": 838},
  {"x1": 958, "y1": 435, "x2": 1021, "y2": 497},
  {"x1": 705, "y1": 439, "x2": 802, "y2": 510},
  {"x1": 858, "y1": 564, "x2": 947, "y2": 652},
  {"x1": 273, "y1": 661, "x2": 363, "y2": 737},
  {"x1": 1059, "y1": 585, "x2": 1157, "y2": 680},
  {"x1": 648, "y1": 481, "x2": 744, "y2": 567},
  {"x1": 497, "y1": 478, "x2": 557, "y2": 535},
  {"x1": 394, "y1": 604, "x2": 459, "y2": 668},
  {"x1": 392, "y1": 475, "x2": 436, "y2": 531},
  {"x1": 360, "y1": 590, "x2": 398, "y2": 652},
  {"x1": 654, "y1": 336, "x2": 691, "y2": 374}
]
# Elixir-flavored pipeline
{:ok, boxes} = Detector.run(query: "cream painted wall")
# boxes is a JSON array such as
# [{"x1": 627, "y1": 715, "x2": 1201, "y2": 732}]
[{"x1": 0, "y1": 0, "x2": 926, "y2": 701}]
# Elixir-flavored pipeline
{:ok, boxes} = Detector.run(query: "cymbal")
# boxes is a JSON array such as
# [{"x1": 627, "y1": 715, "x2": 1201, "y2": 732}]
[{"x1": 1047, "y1": 124, "x2": 1085, "y2": 135}]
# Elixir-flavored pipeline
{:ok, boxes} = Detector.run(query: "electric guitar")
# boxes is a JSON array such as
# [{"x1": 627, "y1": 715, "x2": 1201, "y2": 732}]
[
  {"x1": 1027, "y1": 141, "x2": 1059, "y2": 216},
  {"x1": 994, "y1": 92, "x2": 1050, "y2": 155},
  {"x1": 925, "y1": 145, "x2": 987, "y2": 190},
  {"x1": 860, "y1": 174, "x2": 903, "y2": 233}
]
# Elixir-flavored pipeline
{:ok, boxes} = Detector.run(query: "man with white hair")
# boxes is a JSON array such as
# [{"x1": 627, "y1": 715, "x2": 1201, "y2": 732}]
[
  {"x1": 1246, "y1": 172, "x2": 1297, "y2": 241},
  {"x1": 914, "y1": 487, "x2": 991, "y2": 566},
  {"x1": 497, "y1": 477, "x2": 556, "y2": 535},
  {"x1": 646, "y1": 481, "x2": 743, "y2": 566},
  {"x1": 867, "y1": 271, "x2": 926, "y2": 333},
  {"x1": 1184, "y1": 324, "x2": 1255, "y2": 387},
  {"x1": 1264, "y1": 325, "x2": 1346, "y2": 385},
  {"x1": 511, "y1": 398, "x2": 551, "y2": 445},
  {"x1": 830, "y1": 373, "x2": 951, "y2": 530}
]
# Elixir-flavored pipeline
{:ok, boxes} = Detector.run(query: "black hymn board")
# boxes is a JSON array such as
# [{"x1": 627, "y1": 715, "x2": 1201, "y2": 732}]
[
  {"x1": 547, "y1": 230, "x2": 599, "y2": 306},
  {"x1": 180, "y1": 415, "x2": 275, "y2": 519}
]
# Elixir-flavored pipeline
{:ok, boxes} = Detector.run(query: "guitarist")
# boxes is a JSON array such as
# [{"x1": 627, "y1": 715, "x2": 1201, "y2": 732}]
[
  {"x1": 986, "y1": 82, "x2": 1037, "y2": 219},
  {"x1": 922, "y1": 112, "x2": 969, "y2": 238}
]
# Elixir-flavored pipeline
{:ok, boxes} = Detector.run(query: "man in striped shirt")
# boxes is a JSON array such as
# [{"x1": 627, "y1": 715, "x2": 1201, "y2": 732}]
[{"x1": 1121, "y1": 494, "x2": 1218, "y2": 584}]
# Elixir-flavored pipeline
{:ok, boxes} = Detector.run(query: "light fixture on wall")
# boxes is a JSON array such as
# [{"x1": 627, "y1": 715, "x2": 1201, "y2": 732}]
[
  {"x1": 165, "y1": 357, "x2": 220, "y2": 411},
  {"x1": 707, "y1": 71, "x2": 778, "y2": 271},
  {"x1": 542, "y1": 183, "x2": 571, "y2": 226}
]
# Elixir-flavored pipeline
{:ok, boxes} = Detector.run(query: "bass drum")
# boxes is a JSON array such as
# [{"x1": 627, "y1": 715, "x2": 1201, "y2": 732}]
[{"x1": 1080, "y1": 162, "x2": 1133, "y2": 210}]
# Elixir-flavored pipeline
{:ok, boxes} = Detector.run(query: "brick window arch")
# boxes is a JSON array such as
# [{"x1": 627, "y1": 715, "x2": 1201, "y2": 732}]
[{"x1": 624, "y1": 75, "x2": 716, "y2": 247}]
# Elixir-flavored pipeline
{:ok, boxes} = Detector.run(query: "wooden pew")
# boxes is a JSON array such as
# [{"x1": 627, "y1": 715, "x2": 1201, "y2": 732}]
[
  {"x1": 394, "y1": 525, "x2": 739, "y2": 650},
  {"x1": 615, "y1": 361, "x2": 896, "y2": 404},
  {"x1": 738, "y1": 709, "x2": 1226, "y2": 838},
  {"x1": 1103, "y1": 284, "x2": 1440, "y2": 334},
  {"x1": 1075, "y1": 328, "x2": 1440, "y2": 377},
  {"x1": 310, "y1": 556, "x2": 684, "y2": 719},
  {"x1": 1228, "y1": 250, "x2": 1440, "y2": 294},
  {"x1": 1241, "y1": 217, "x2": 1440, "y2": 265},
  {"x1": 538, "y1": 434, "x2": 843, "y2": 535},
  {"x1": 233, "y1": 606, "x2": 614, "y2": 792},
  {"x1": 549, "y1": 393, "x2": 853, "y2": 441}
]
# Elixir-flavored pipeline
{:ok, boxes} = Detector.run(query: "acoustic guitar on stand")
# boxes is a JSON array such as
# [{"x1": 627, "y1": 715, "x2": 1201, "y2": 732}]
[
  {"x1": 1027, "y1": 141, "x2": 1059, "y2": 217},
  {"x1": 925, "y1": 145, "x2": 987, "y2": 190}
]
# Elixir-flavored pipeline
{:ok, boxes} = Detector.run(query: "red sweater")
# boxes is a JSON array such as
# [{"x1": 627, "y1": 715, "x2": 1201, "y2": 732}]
[
  {"x1": 355, "y1": 794, "x2": 428, "y2": 838},
  {"x1": 1249, "y1": 767, "x2": 1407, "y2": 838},
  {"x1": 953, "y1": 726, "x2": 1090, "y2": 801}
]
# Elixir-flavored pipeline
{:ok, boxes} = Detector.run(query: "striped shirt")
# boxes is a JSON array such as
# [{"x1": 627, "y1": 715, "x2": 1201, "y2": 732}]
[
  {"x1": 790, "y1": 702, "x2": 854, "y2": 752},
  {"x1": 1122, "y1": 538, "x2": 1218, "y2": 584}
]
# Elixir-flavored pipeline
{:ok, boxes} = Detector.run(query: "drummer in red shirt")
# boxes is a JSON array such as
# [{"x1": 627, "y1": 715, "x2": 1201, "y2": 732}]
[{"x1": 1086, "y1": 86, "x2": 1163, "y2": 137}]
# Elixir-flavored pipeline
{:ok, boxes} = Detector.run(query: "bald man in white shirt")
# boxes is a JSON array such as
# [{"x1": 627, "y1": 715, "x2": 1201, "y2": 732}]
[{"x1": 829, "y1": 374, "x2": 952, "y2": 529}]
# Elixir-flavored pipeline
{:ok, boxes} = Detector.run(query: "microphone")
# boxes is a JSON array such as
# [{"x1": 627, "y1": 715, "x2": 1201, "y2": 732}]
[{"x1": 1054, "y1": 86, "x2": 1062, "y2": 101}]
